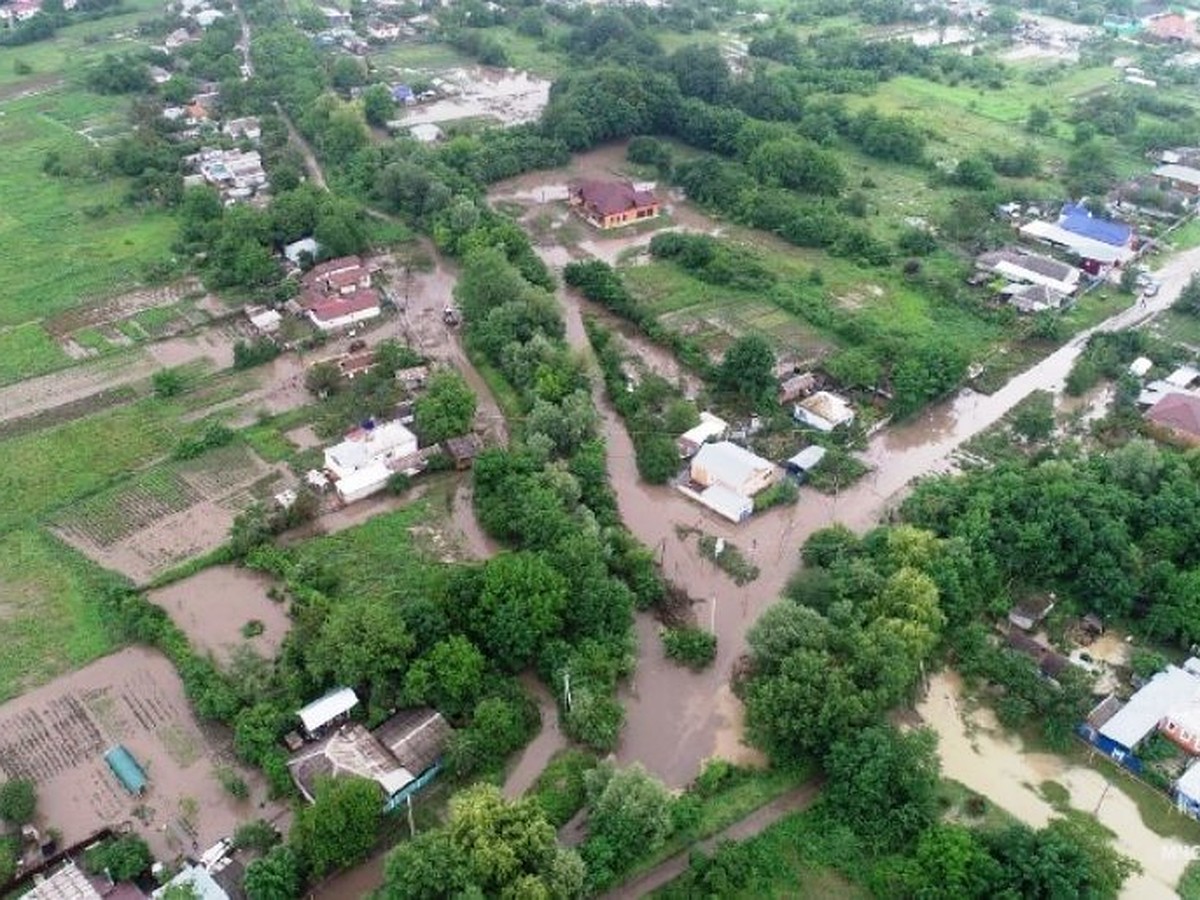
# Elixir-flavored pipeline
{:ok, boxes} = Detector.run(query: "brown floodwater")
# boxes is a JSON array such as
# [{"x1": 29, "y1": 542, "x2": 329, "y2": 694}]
[{"x1": 396, "y1": 66, "x2": 550, "y2": 128}]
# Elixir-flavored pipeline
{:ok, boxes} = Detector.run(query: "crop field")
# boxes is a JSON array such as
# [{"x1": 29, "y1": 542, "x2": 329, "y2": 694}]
[
  {"x1": 0, "y1": 528, "x2": 120, "y2": 702},
  {"x1": 0, "y1": 646, "x2": 285, "y2": 860}
]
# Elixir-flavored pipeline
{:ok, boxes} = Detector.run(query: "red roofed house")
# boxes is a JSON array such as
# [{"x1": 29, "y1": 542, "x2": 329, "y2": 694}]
[
  {"x1": 1146, "y1": 13, "x2": 1199, "y2": 45},
  {"x1": 307, "y1": 288, "x2": 381, "y2": 331},
  {"x1": 1145, "y1": 392, "x2": 1200, "y2": 446},
  {"x1": 302, "y1": 255, "x2": 370, "y2": 296},
  {"x1": 569, "y1": 180, "x2": 660, "y2": 230}
]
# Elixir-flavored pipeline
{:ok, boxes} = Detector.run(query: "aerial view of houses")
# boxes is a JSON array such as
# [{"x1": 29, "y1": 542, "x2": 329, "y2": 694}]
[{"x1": 9, "y1": 0, "x2": 1200, "y2": 897}]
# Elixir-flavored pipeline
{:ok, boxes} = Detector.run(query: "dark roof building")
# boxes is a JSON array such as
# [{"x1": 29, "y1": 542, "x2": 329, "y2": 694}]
[
  {"x1": 568, "y1": 180, "x2": 660, "y2": 229},
  {"x1": 1146, "y1": 392, "x2": 1200, "y2": 445}
]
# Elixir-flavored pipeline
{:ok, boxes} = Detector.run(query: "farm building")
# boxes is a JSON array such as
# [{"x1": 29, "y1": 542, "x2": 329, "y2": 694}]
[
  {"x1": 287, "y1": 709, "x2": 452, "y2": 811},
  {"x1": 1145, "y1": 392, "x2": 1200, "y2": 445},
  {"x1": 23, "y1": 861, "x2": 129, "y2": 900},
  {"x1": 1154, "y1": 163, "x2": 1200, "y2": 195},
  {"x1": 975, "y1": 248, "x2": 1080, "y2": 297},
  {"x1": 568, "y1": 180, "x2": 660, "y2": 229},
  {"x1": 302, "y1": 256, "x2": 369, "y2": 295},
  {"x1": 777, "y1": 372, "x2": 817, "y2": 405},
  {"x1": 104, "y1": 745, "x2": 147, "y2": 796},
  {"x1": 324, "y1": 419, "x2": 420, "y2": 503},
  {"x1": 681, "y1": 441, "x2": 777, "y2": 523},
  {"x1": 1091, "y1": 659, "x2": 1200, "y2": 759},
  {"x1": 793, "y1": 391, "x2": 855, "y2": 433},
  {"x1": 297, "y1": 686, "x2": 359, "y2": 739},
  {"x1": 784, "y1": 445, "x2": 827, "y2": 481},
  {"x1": 677, "y1": 412, "x2": 728, "y2": 458},
  {"x1": 1175, "y1": 761, "x2": 1200, "y2": 820}
]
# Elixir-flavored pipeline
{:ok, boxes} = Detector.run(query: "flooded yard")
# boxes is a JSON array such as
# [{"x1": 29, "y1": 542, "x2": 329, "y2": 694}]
[
  {"x1": 392, "y1": 66, "x2": 550, "y2": 128},
  {"x1": 147, "y1": 566, "x2": 290, "y2": 665},
  {"x1": 919, "y1": 671, "x2": 1185, "y2": 899},
  {"x1": 0, "y1": 647, "x2": 287, "y2": 861}
]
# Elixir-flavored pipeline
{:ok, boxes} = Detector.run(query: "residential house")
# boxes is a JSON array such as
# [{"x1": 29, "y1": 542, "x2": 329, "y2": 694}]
[
  {"x1": 306, "y1": 288, "x2": 382, "y2": 332},
  {"x1": 1166, "y1": 365, "x2": 1200, "y2": 389},
  {"x1": 151, "y1": 864, "x2": 228, "y2": 900},
  {"x1": 1145, "y1": 12, "x2": 1199, "y2": 45},
  {"x1": 1145, "y1": 392, "x2": 1200, "y2": 445},
  {"x1": 1129, "y1": 356, "x2": 1153, "y2": 378},
  {"x1": 684, "y1": 441, "x2": 777, "y2": 523},
  {"x1": 677, "y1": 411, "x2": 727, "y2": 458},
  {"x1": 1005, "y1": 630, "x2": 1071, "y2": 682},
  {"x1": 245, "y1": 305, "x2": 281, "y2": 334},
  {"x1": 1154, "y1": 163, "x2": 1200, "y2": 195},
  {"x1": 320, "y1": 5, "x2": 352, "y2": 27},
  {"x1": 324, "y1": 419, "x2": 420, "y2": 502},
  {"x1": 395, "y1": 365, "x2": 430, "y2": 391},
  {"x1": 287, "y1": 709, "x2": 452, "y2": 811},
  {"x1": 297, "y1": 686, "x2": 359, "y2": 739},
  {"x1": 338, "y1": 350, "x2": 376, "y2": 379},
  {"x1": 303, "y1": 256, "x2": 368, "y2": 295},
  {"x1": 163, "y1": 27, "x2": 195, "y2": 49},
  {"x1": 1002, "y1": 282, "x2": 1068, "y2": 314},
  {"x1": 1091, "y1": 660, "x2": 1200, "y2": 760},
  {"x1": 1019, "y1": 204, "x2": 1136, "y2": 273},
  {"x1": 568, "y1": 180, "x2": 660, "y2": 230},
  {"x1": 1176, "y1": 760, "x2": 1200, "y2": 820},
  {"x1": 975, "y1": 248, "x2": 1080, "y2": 296},
  {"x1": 784, "y1": 445, "x2": 826, "y2": 482},
  {"x1": 194, "y1": 8, "x2": 224, "y2": 27},
  {"x1": 794, "y1": 391, "x2": 855, "y2": 433},
  {"x1": 777, "y1": 372, "x2": 817, "y2": 405},
  {"x1": 25, "y1": 860, "x2": 146, "y2": 900},
  {"x1": 223, "y1": 116, "x2": 262, "y2": 143},
  {"x1": 1008, "y1": 593, "x2": 1056, "y2": 630},
  {"x1": 1161, "y1": 700, "x2": 1200, "y2": 755}
]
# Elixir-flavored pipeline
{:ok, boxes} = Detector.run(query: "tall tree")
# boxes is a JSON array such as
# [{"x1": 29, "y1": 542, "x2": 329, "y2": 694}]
[
  {"x1": 716, "y1": 334, "x2": 776, "y2": 404},
  {"x1": 292, "y1": 776, "x2": 382, "y2": 878}
]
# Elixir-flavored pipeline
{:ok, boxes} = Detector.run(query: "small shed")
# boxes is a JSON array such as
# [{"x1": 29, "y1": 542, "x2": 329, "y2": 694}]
[
  {"x1": 444, "y1": 433, "x2": 483, "y2": 471},
  {"x1": 1008, "y1": 593, "x2": 1056, "y2": 631},
  {"x1": 297, "y1": 686, "x2": 359, "y2": 738},
  {"x1": 784, "y1": 445, "x2": 827, "y2": 481},
  {"x1": 104, "y1": 745, "x2": 147, "y2": 796}
]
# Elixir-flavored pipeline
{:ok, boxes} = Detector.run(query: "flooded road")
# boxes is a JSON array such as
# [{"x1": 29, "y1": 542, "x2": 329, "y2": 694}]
[
  {"x1": 919, "y1": 671, "x2": 1183, "y2": 899},
  {"x1": 546, "y1": 232, "x2": 1200, "y2": 787},
  {"x1": 503, "y1": 674, "x2": 567, "y2": 799}
]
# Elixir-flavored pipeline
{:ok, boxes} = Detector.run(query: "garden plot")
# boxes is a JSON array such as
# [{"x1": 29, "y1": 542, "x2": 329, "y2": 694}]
[
  {"x1": 147, "y1": 566, "x2": 290, "y2": 666},
  {"x1": 54, "y1": 444, "x2": 294, "y2": 584},
  {"x1": 0, "y1": 647, "x2": 286, "y2": 861},
  {"x1": 659, "y1": 298, "x2": 837, "y2": 364}
]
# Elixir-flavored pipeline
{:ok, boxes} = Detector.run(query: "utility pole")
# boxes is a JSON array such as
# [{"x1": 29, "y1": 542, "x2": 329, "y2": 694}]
[{"x1": 563, "y1": 671, "x2": 573, "y2": 712}]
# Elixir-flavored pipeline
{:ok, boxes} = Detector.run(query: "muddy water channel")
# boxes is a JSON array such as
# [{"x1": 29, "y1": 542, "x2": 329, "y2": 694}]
[{"x1": 921, "y1": 672, "x2": 1183, "y2": 899}]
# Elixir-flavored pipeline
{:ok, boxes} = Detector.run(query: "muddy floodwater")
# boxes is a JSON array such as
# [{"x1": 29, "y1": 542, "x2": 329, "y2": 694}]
[
  {"x1": 920, "y1": 671, "x2": 1184, "y2": 898},
  {"x1": 147, "y1": 565, "x2": 290, "y2": 664},
  {"x1": 394, "y1": 66, "x2": 550, "y2": 128}
]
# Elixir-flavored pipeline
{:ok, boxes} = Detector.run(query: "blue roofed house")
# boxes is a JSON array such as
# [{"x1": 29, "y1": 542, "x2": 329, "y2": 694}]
[
  {"x1": 1059, "y1": 203, "x2": 1134, "y2": 248},
  {"x1": 1019, "y1": 203, "x2": 1136, "y2": 275}
]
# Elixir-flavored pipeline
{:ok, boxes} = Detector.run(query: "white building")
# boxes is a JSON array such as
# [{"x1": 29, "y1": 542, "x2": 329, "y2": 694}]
[
  {"x1": 677, "y1": 411, "x2": 727, "y2": 458},
  {"x1": 794, "y1": 391, "x2": 855, "y2": 432},
  {"x1": 306, "y1": 288, "x2": 382, "y2": 331},
  {"x1": 297, "y1": 686, "x2": 359, "y2": 737},
  {"x1": 152, "y1": 864, "x2": 229, "y2": 900},
  {"x1": 325, "y1": 419, "x2": 419, "y2": 502},
  {"x1": 681, "y1": 441, "x2": 777, "y2": 523}
]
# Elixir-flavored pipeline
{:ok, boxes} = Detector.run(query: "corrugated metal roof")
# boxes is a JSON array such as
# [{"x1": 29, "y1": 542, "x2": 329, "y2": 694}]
[
  {"x1": 1099, "y1": 665, "x2": 1200, "y2": 751},
  {"x1": 1060, "y1": 203, "x2": 1133, "y2": 246},
  {"x1": 297, "y1": 686, "x2": 359, "y2": 733}
]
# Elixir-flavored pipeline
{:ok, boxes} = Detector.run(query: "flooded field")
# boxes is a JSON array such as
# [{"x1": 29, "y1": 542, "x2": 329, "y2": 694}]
[
  {"x1": 393, "y1": 66, "x2": 550, "y2": 128},
  {"x1": 0, "y1": 646, "x2": 287, "y2": 861},
  {"x1": 147, "y1": 566, "x2": 290, "y2": 665},
  {"x1": 919, "y1": 671, "x2": 1184, "y2": 899}
]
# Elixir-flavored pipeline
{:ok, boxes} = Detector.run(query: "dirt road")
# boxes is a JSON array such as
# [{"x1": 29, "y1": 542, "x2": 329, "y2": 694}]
[
  {"x1": 600, "y1": 779, "x2": 823, "y2": 899},
  {"x1": 503, "y1": 675, "x2": 567, "y2": 799}
]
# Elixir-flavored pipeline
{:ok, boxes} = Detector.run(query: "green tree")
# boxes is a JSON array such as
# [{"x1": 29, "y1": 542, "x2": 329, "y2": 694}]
[
  {"x1": 244, "y1": 844, "x2": 301, "y2": 900},
  {"x1": 471, "y1": 553, "x2": 567, "y2": 670},
  {"x1": 152, "y1": 367, "x2": 187, "y2": 398},
  {"x1": 716, "y1": 335, "x2": 775, "y2": 404},
  {"x1": 232, "y1": 819, "x2": 281, "y2": 854},
  {"x1": 403, "y1": 635, "x2": 487, "y2": 718},
  {"x1": 0, "y1": 779, "x2": 36, "y2": 824},
  {"x1": 84, "y1": 835, "x2": 153, "y2": 880},
  {"x1": 1011, "y1": 391, "x2": 1055, "y2": 443},
  {"x1": 1026, "y1": 104, "x2": 1052, "y2": 134},
  {"x1": 954, "y1": 155, "x2": 995, "y2": 190},
  {"x1": 361, "y1": 84, "x2": 395, "y2": 128},
  {"x1": 1175, "y1": 273, "x2": 1200, "y2": 316},
  {"x1": 823, "y1": 725, "x2": 940, "y2": 853},
  {"x1": 583, "y1": 762, "x2": 674, "y2": 889},
  {"x1": 414, "y1": 368, "x2": 477, "y2": 443},
  {"x1": 293, "y1": 776, "x2": 382, "y2": 878},
  {"x1": 307, "y1": 597, "x2": 415, "y2": 703},
  {"x1": 891, "y1": 824, "x2": 1003, "y2": 898},
  {"x1": 304, "y1": 361, "x2": 342, "y2": 397}
]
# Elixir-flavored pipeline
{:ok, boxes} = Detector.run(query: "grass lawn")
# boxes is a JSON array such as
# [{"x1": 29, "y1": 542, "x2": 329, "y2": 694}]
[
  {"x1": 289, "y1": 491, "x2": 453, "y2": 600},
  {"x1": 369, "y1": 40, "x2": 473, "y2": 74},
  {"x1": 1149, "y1": 309, "x2": 1200, "y2": 349},
  {"x1": 0, "y1": 528, "x2": 121, "y2": 701},
  {"x1": 0, "y1": 321, "x2": 72, "y2": 386},
  {"x1": 0, "y1": 91, "x2": 177, "y2": 329}
]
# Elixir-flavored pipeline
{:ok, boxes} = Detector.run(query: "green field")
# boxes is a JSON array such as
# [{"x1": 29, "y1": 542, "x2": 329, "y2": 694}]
[{"x1": 0, "y1": 528, "x2": 121, "y2": 701}]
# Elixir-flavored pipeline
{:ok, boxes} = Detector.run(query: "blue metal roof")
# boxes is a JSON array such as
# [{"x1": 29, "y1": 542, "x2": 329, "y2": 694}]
[
  {"x1": 1060, "y1": 203, "x2": 1132, "y2": 246},
  {"x1": 391, "y1": 83, "x2": 414, "y2": 102}
]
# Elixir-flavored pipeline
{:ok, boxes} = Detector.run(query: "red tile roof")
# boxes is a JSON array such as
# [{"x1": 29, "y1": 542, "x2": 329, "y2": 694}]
[
  {"x1": 303, "y1": 255, "x2": 363, "y2": 286},
  {"x1": 571, "y1": 180, "x2": 657, "y2": 217},
  {"x1": 1146, "y1": 392, "x2": 1200, "y2": 439},
  {"x1": 1148, "y1": 13, "x2": 1197, "y2": 42},
  {"x1": 308, "y1": 288, "x2": 380, "y2": 322}
]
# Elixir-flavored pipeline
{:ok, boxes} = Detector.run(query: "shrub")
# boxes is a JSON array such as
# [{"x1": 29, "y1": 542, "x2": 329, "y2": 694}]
[
  {"x1": 662, "y1": 627, "x2": 717, "y2": 669},
  {"x1": 84, "y1": 835, "x2": 152, "y2": 881},
  {"x1": 0, "y1": 779, "x2": 36, "y2": 825},
  {"x1": 241, "y1": 619, "x2": 265, "y2": 638},
  {"x1": 233, "y1": 338, "x2": 281, "y2": 370},
  {"x1": 752, "y1": 478, "x2": 798, "y2": 512},
  {"x1": 216, "y1": 765, "x2": 250, "y2": 800}
]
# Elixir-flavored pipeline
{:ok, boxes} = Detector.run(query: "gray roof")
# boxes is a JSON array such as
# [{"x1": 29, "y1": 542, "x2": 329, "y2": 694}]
[
  {"x1": 1178, "y1": 760, "x2": 1200, "y2": 802},
  {"x1": 374, "y1": 707, "x2": 453, "y2": 775},
  {"x1": 1099, "y1": 664, "x2": 1200, "y2": 751},
  {"x1": 692, "y1": 441, "x2": 774, "y2": 490},
  {"x1": 978, "y1": 248, "x2": 1075, "y2": 282},
  {"x1": 786, "y1": 445, "x2": 827, "y2": 472}
]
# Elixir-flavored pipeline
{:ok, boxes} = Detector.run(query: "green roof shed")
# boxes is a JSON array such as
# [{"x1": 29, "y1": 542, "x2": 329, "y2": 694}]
[{"x1": 104, "y1": 745, "x2": 147, "y2": 795}]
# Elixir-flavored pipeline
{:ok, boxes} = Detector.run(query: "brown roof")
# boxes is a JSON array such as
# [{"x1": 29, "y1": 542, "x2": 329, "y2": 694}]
[
  {"x1": 305, "y1": 255, "x2": 363, "y2": 283},
  {"x1": 778, "y1": 372, "x2": 816, "y2": 403},
  {"x1": 444, "y1": 433, "x2": 482, "y2": 461},
  {"x1": 1148, "y1": 12, "x2": 1197, "y2": 42},
  {"x1": 308, "y1": 288, "x2": 380, "y2": 322},
  {"x1": 571, "y1": 180, "x2": 657, "y2": 217},
  {"x1": 374, "y1": 708, "x2": 453, "y2": 775},
  {"x1": 1147, "y1": 392, "x2": 1200, "y2": 439}
]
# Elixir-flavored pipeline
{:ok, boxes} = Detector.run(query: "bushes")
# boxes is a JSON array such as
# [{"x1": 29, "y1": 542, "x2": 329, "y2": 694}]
[
  {"x1": 698, "y1": 535, "x2": 759, "y2": 585},
  {"x1": 528, "y1": 750, "x2": 599, "y2": 827},
  {"x1": 753, "y1": 478, "x2": 798, "y2": 512},
  {"x1": 662, "y1": 626, "x2": 717, "y2": 669},
  {"x1": 233, "y1": 338, "x2": 282, "y2": 370},
  {"x1": 84, "y1": 835, "x2": 152, "y2": 881},
  {"x1": 648, "y1": 232, "x2": 776, "y2": 291},
  {"x1": 173, "y1": 422, "x2": 236, "y2": 460}
]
